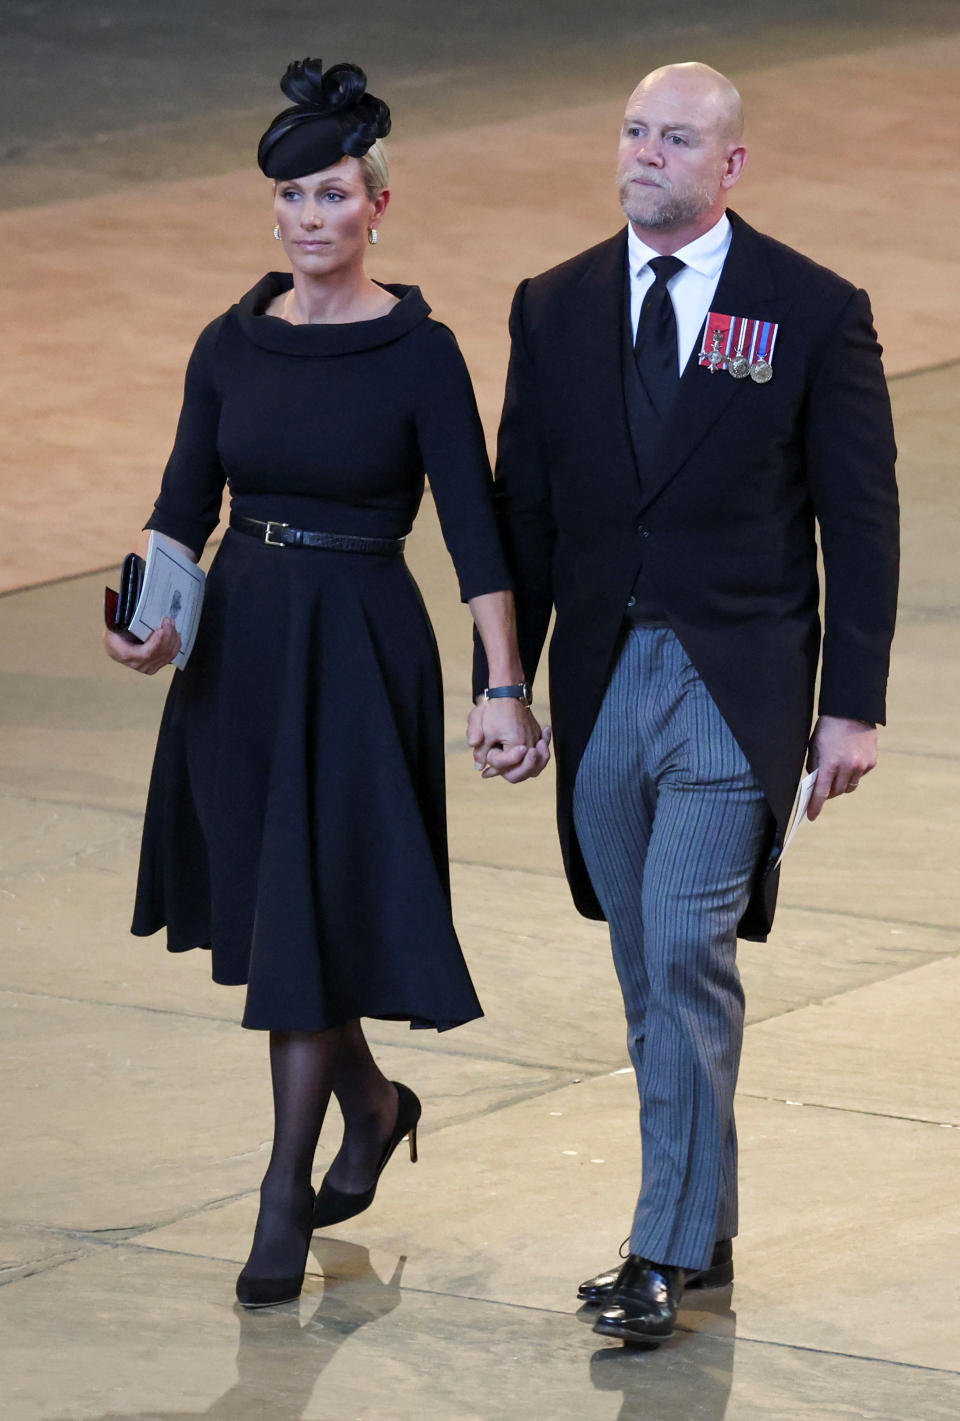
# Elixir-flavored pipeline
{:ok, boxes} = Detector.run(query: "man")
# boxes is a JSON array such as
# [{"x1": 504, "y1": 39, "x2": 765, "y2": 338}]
[{"x1": 470, "y1": 62, "x2": 898, "y2": 1346}]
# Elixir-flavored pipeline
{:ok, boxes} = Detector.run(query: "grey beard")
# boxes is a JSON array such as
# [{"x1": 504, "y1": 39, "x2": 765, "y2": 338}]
[{"x1": 619, "y1": 178, "x2": 715, "y2": 232}]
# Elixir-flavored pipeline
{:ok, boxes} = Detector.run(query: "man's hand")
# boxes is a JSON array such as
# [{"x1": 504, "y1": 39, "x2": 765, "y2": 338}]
[
  {"x1": 806, "y1": 714, "x2": 878, "y2": 820},
  {"x1": 466, "y1": 700, "x2": 552, "y2": 783}
]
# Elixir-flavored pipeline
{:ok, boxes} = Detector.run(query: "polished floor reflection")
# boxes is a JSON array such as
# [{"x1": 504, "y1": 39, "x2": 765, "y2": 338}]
[{"x1": 2, "y1": 4, "x2": 960, "y2": 1418}]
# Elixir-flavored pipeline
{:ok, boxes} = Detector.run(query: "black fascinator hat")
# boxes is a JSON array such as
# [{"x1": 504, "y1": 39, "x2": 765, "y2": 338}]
[{"x1": 257, "y1": 58, "x2": 391, "y2": 180}]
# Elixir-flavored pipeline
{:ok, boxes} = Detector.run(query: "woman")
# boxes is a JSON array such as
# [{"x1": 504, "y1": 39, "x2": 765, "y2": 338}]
[{"x1": 104, "y1": 57, "x2": 549, "y2": 1308}]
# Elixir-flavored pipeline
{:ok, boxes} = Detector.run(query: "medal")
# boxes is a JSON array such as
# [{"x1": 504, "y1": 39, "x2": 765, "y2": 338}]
[
  {"x1": 700, "y1": 312, "x2": 780, "y2": 385},
  {"x1": 698, "y1": 313, "x2": 734, "y2": 373},
  {"x1": 705, "y1": 329, "x2": 726, "y2": 375},
  {"x1": 749, "y1": 320, "x2": 777, "y2": 384},
  {"x1": 727, "y1": 319, "x2": 751, "y2": 378}
]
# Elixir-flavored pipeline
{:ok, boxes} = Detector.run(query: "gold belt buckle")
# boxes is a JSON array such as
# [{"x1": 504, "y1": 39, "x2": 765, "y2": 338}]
[{"x1": 264, "y1": 520, "x2": 289, "y2": 547}]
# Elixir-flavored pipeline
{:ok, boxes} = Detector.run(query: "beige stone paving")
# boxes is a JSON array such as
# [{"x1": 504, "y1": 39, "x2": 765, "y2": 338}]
[
  {"x1": 0, "y1": 987, "x2": 567, "y2": 1234},
  {"x1": 5, "y1": 1244, "x2": 957, "y2": 1421},
  {"x1": 126, "y1": 1072, "x2": 960, "y2": 1371},
  {"x1": 0, "y1": 1225, "x2": 92, "y2": 1287},
  {"x1": 739, "y1": 954, "x2": 960, "y2": 1123}
]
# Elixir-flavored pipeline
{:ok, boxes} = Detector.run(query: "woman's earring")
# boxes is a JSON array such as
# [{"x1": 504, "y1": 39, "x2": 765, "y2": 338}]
[
  {"x1": 367, "y1": 228, "x2": 379, "y2": 245},
  {"x1": 273, "y1": 225, "x2": 282, "y2": 241}
]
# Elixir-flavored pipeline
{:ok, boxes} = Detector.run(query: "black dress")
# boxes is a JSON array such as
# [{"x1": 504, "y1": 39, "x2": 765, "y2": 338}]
[{"x1": 131, "y1": 273, "x2": 511, "y2": 1032}]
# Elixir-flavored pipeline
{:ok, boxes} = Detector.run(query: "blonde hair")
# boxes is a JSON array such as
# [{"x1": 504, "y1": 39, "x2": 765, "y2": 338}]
[{"x1": 358, "y1": 140, "x2": 389, "y2": 198}]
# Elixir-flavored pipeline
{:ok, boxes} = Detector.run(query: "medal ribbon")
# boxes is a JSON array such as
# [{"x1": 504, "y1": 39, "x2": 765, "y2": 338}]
[
  {"x1": 754, "y1": 320, "x2": 777, "y2": 366},
  {"x1": 699, "y1": 314, "x2": 779, "y2": 370},
  {"x1": 698, "y1": 312, "x2": 733, "y2": 368}
]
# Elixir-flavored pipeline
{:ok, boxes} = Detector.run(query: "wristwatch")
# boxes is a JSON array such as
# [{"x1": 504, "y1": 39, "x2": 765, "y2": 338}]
[{"x1": 482, "y1": 681, "x2": 531, "y2": 706}]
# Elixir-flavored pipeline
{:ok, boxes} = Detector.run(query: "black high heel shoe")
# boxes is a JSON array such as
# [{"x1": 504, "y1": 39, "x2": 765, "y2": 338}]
[
  {"x1": 235, "y1": 1185, "x2": 316, "y2": 1309},
  {"x1": 313, "y1": 1081, "x2": 421, "y2": 1230}
]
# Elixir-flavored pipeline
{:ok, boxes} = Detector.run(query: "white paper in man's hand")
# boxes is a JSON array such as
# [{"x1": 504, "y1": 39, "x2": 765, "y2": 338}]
[
  {"x1": 771, "y1": 769, "x2": 819, "y2": 870},
  {"x1": 127, "y1": 532, "x2": 205, "y2": 670}
]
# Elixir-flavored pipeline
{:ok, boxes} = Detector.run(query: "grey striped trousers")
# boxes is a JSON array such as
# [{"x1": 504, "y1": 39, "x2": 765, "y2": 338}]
[{"x1": 573, "y1": 626, "x2": 770, "y2": 1270}]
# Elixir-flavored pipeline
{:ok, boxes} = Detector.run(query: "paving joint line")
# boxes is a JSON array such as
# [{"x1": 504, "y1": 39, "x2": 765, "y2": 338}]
[
  {"x1": 1, "y1": 826, "x2": 955, "y2": 935},
  {"x1": 774, "y1": 902, "x2": 959, "y2": 935},
  {"x1": 0, "y1": 793, "x2": 150, "y2": 823},
  {"x1": 736, "y1": 1091, "x2": 958, "y2": 1130},
  {"x1": 709, "y1": 1327, "x2": 960, "y2": 1378},
  {"x1": 739, "y1": 945, "x2": 960, "y2": 1024},
  {"x1": 0, "y1": 984, "x2": 594, "y2": 1075},
  {"x1": 6, "y1": 1237, "x2": 958, "y2": 1379},
  {"x1": 882, "y1": 747, "x2": 960, "y2": 763},
  {"x1": 888, "y1": 354, "x2": 960, "y2": 383},
  {"x1": 489, "y1": 1060, "x2": 960, "y2": 1136}
]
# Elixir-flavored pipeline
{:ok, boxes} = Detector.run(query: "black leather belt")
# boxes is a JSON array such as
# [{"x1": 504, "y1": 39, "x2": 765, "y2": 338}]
[{"x1": 230, "y1": 513, "x2": 405, "y2": 556}]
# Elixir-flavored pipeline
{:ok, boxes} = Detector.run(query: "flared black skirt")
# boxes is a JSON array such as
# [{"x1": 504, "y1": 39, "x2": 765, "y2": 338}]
[{"x1": 132, "y1": 529, "x2": 482, "y2": 1032}]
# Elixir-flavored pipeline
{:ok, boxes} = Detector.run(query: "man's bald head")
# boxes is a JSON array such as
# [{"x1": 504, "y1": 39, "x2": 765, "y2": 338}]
[
  {"x1": 629, "y1": 63, "x2": 744, "y2": 144},
  {"x1": 617, "y1": 60, "x2": 748, "y2": 250}
]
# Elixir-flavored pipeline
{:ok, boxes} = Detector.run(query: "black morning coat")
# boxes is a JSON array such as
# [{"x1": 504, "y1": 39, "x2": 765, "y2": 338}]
[{"x1": 475, "y1": 210, "x2": 899, "y2": 940}]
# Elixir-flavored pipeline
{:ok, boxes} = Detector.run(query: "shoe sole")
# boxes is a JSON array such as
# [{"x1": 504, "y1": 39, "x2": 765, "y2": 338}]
[
  {"x1": 579, "y1": 1259, "x2": 733, "y2": 1306},
  {"x1": 686, "y1": 1260, "x2": 734, "y2": 1291},
  {"x1": 593, "y1": 1317, "x2": 673, "y2": 1348},
  {"x1": 235, "y1": 1289, "x2": 303, "y2": 1309}
]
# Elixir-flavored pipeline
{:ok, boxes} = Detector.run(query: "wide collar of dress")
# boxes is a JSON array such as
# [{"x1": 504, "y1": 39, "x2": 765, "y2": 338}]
[{"x1": 234, "y1": 273, "x2": 432, "y2": 355}]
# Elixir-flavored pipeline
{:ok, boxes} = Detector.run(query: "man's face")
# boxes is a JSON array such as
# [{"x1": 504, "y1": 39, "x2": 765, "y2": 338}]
[{"x1": 616, "y1": 75, "x2": 734, "y2": 234}]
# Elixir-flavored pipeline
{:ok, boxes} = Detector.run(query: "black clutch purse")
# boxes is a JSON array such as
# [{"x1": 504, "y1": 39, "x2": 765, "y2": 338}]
[{"x1": 104, "y1": 552, "x2": 146, "y2": 632}]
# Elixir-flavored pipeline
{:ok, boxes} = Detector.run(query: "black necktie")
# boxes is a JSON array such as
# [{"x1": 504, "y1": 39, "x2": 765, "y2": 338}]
[{"x1": 633, "y1": 255, "x2": 685, "y2": 417}]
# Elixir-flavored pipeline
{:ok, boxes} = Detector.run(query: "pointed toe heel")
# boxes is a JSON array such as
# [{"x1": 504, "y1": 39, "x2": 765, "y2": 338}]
[
  {"x1": 313, "y1": 1080, "x2": 421, "y2": 1230},
  {"x1": 235, "y1": 1186, "x2": 315, "y2": 1309},
  {"x1": 235, "y1": 1272, "x2": 305, "y2": 1309}
]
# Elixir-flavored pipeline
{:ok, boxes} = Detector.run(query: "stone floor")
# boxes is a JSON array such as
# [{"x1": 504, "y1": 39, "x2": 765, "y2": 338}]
[{"x1": 2, "y1": 4, "x2": 960, "y2": 1418}]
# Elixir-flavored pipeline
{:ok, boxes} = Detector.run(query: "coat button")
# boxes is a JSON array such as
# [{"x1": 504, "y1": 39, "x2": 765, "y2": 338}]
[
  {"x1": 626, "y1": 595, "x2": 637, "y2": 608},
  {"x1": 636, "y1": 521, "x2": 650, "y2": 538}
]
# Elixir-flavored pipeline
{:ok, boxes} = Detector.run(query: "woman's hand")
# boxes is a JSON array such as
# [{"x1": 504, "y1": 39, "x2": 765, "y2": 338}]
[
  {"x1": 103, "y1": 617, "x2": 181, "y2": 675},
  {"x1": 466, "y1": 699, "x2": 552, "y2": 783}
]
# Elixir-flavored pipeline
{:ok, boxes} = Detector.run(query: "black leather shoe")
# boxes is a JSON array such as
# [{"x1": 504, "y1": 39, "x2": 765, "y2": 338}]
[
  {"x1": 313, "y1": 1081, "x2": 421, "y2": 1230},
  {"x1": 578, "y1": 1238, "x2": 733, "y2": 1304},
  {"x1": 592, "y1": 1255, "x2": 684, "y2": 1346}
]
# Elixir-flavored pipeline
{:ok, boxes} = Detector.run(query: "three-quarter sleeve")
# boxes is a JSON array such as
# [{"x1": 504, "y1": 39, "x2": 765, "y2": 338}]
[
  {"x1": 414, "y1": 324, "x2": 513, "y2": 602},
  {"x1": 144, "y1": 316, "x2": 228, "y2": 557}
]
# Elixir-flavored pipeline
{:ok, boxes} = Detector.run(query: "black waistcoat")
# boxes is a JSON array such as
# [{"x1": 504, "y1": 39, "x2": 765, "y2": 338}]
[{"x1": 622, "y1": 278, "x2": 670, "y2": 622}]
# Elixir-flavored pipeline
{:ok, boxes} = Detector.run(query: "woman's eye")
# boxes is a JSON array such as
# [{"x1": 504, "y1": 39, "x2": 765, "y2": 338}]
[
  {"x1": 281, "y1": 189, "x2": 299, "y2": 200},
  {"x1": 323, "y1": 191, "x2": 344, "y2": 202}
]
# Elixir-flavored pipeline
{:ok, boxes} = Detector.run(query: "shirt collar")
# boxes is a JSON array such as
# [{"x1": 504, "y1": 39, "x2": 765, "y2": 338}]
[{"x1": 627, "y1": 211, "x2": 732, "y2": 281}]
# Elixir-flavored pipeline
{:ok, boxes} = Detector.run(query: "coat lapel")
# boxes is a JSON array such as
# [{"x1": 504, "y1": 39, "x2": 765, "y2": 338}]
[{"x1": 637, "y1": 212, "x2": 786, "y2": 513}]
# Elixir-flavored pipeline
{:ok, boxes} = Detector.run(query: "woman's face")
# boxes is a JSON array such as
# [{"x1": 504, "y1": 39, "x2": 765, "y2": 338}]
[{"x1": 273, "y1": 157, "x2": 388, "y2": 276}]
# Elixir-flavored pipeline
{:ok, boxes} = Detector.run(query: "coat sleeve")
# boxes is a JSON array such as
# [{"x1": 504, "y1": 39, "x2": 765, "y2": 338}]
[
  {"x1": 144, "y1": 317, "x2": 228, "y2": 558},
  {"x1": 473, "y1": 280, "x2": 557, "y2": 696},
  {"x1": 805, "y1": 286, "x2": 899, "y2": 725},
  {"x1": 414, "y1": 324, "x2": 513, "y2": 603}
]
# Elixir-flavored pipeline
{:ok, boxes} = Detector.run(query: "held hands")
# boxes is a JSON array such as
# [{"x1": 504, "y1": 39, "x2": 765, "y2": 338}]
[
  {"x1": 466, "y1": 698, "x2": 552, "y2": 783},
  {"x1": 103, "y1": 617, "x2": 181, "y2": 675},
  {"x1": 806, "y1": 714, "x2": 878, "y2": 820}
]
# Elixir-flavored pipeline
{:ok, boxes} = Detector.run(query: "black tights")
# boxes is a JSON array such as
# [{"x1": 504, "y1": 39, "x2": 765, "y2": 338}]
[{"x1": 242, "y1": 1021, "x2": 398, "y2": 1281}]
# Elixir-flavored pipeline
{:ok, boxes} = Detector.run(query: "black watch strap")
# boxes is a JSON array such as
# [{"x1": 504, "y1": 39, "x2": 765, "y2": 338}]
[{"x1": 483, "y1": 681, "x2": 531, "y2": 706}]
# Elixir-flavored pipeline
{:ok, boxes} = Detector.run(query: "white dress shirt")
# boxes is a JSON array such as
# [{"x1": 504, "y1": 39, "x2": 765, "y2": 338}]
[{"x1": 628, "y1": 213, "x2": 733, "y2": 376}]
